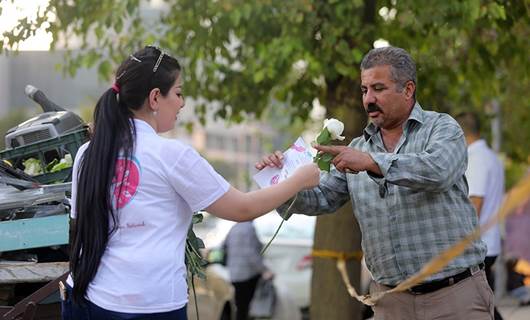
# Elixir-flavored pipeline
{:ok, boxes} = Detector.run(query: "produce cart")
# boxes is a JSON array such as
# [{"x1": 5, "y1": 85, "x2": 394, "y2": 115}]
[{"x1": 0, "y1": 86, "x2": 88, "y2": 319}]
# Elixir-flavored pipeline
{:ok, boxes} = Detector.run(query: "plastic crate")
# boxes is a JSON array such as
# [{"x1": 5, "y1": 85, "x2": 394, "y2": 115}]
[{"x1": 0, "y1": 128, "x2": 89, "y2": 184}]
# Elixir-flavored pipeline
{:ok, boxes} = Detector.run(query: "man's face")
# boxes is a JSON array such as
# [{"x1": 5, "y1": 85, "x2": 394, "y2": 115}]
[{"x1": 360, "y1": 65, "x2": 414, "y2": 130}]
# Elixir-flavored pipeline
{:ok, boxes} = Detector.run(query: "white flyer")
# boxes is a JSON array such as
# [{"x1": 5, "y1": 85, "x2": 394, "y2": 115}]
[{"x1": 253, "y1": 137, "x2": 313, "y2": 188}]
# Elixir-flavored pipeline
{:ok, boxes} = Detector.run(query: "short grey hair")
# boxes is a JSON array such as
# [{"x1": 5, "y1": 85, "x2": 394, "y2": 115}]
[{"x1": 360, "y1": 46, "x2": 417, "y2": 91}]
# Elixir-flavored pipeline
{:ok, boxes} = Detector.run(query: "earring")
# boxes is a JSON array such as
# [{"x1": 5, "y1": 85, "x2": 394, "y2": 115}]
[{"x1": 153, "y1": 110, "x2": 158, "y2": 116}]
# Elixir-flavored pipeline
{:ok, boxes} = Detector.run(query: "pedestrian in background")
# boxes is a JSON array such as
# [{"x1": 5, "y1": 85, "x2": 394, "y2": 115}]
[
  {"x1": 457, "y1": 111, "x2": 505, "y2": 320},
  {"x1": 224, "y1": 221, "x2": 274, "y2": 320}
]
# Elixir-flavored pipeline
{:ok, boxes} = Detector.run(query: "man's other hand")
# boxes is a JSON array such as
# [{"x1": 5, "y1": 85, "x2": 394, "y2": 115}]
[
  {"x1": 255, "y1": 151, "x2": 284, "y2": 170},
  {"x1": 313, "y1": 145, "x2": 382, "y2": 175}
]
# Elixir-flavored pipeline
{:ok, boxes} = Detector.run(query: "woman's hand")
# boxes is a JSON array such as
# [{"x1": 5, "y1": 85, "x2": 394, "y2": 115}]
[{"x1": 291, "y1": 163, "x2": 320, "y2": 189}]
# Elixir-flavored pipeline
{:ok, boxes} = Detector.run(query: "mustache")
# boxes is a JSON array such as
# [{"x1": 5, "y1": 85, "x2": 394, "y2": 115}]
[{"x1": 366, "y1": 103, "x2": 382, "y2": 113}]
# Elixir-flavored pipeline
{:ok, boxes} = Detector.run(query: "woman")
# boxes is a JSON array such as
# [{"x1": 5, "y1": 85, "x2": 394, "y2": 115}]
[{"x1": 63, "y1": 46, "x2": 319, "y2": 319}]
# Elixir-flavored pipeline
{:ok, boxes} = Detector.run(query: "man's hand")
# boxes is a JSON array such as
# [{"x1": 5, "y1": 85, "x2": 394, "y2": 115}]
[
  {"x1": 313, "y1": 145, "x2": 382, "y2": 175},
  {"x1": 255, "y1": 151, "x2": 284, "y2": 170},
  {"x1": 262, "y1": 270, "x2": 274, "y2": 280}
]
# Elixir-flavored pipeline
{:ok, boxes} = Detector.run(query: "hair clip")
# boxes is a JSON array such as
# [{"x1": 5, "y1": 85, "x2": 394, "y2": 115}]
[
  {"x1": 153, "y1": 51, "x2": 165, "y2": 73},
  {"x1": 116, "y1": 70, "x2": 126, "y2": 80},
  {"x1": 130, "y1": 55, "x2": 142, "y2": 62},
  {"x1": 146, "y1": 45, "x2": 166, "y2": 73}
]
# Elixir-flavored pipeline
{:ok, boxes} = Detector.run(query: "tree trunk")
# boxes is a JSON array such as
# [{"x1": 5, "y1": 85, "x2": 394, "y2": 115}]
[
  {"x1": 310, "y1": 73, "x2": 366, "y2": 319},
  {"x1": 310, "y1": 203, "x2": 362, "y2": 320},
  {"x1": 309, "y1": 1, "x2": 375, "y2": 316}
]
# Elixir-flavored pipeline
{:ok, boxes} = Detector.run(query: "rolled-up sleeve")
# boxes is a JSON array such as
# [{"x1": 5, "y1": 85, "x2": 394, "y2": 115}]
[{"x1": 368, "y1": 115, "x2": 467, "y2": 192}]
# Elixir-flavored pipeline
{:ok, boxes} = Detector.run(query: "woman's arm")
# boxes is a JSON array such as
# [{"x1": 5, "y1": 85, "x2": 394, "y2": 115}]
[{"x1": 206, "y1": 163, "x2": 320, "y2": 221}]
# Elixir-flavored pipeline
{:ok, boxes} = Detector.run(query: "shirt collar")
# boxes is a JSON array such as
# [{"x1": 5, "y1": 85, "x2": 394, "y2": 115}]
[
  {"x1": 132, "y1": 118, "x2": 157, "y2": 135},
  {"x1": 363, "y1": 102, "x2": 425, "y2": 141},
  {"x1": 468, "y1": 139, "x2": 487, "y2": 152}
]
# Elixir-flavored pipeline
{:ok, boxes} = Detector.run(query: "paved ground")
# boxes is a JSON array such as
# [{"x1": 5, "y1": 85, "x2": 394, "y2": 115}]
[{"x1": 498, "y1": 295, "x2": 530, "y2": 320}]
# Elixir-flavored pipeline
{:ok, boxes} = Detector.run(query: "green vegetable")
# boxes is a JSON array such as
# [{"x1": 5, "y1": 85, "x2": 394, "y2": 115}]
[
  {"x1": 46, "y1": 158, "x2": 59, "y2": 172},
  {"x1": 23, "y1": 158, "x2": 43, "y2": 176},
  {"x1": 50, "y1": 154, "x2": 73, "y2": 172}
]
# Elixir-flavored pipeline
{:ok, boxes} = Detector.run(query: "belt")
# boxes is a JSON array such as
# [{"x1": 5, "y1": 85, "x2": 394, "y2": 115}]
[{"x1": 391, "y1": 263, "x2": 485, "y2": 295}]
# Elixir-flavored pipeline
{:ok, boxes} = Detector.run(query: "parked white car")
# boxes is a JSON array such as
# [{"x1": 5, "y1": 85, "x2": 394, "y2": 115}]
[
  {"x1": 254, "y1": 213, "x2": 315, "y2": 313},
  {"x1": 194, "y1": 212, "x2": 310, "y2": 319}
]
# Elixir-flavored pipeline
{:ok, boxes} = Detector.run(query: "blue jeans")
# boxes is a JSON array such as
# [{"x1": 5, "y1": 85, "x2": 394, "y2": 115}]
[{"x1": 62, "y1": 285, "x2": 187, "y2": 320}]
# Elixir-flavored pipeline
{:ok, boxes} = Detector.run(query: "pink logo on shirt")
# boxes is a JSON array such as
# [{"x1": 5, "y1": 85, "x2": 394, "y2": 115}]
[{"x1": 112, "y1": 157, "x2": 141, "y2": 209}]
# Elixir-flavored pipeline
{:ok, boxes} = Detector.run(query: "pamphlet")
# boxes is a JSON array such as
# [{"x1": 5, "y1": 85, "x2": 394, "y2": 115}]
[{"x1": 253, "y1": 137, "x2": 313, "y2": 188}]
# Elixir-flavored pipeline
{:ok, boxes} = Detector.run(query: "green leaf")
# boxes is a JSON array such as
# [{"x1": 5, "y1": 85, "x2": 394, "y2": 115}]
[
  {"x1": 195, "y1": 237, "x2": 205, "y2": 249},
  {"x1": 334, "y1": 61, "x2": 352, "y2": 76},
  {"x1": 316, "y1": 128, "x2": 331, "y2": 145},
  {"x1": 82, "y1": 50, "x2": 99, "y2": 68},
  {"x1": 184, "y1": 121, "x2": 194, "y2": 134},
  {"x1": 253, "y1": 69, "x2": 265, "y2": 83},
  {"x1": 321, "y1": 153, "x2": 334, "y2": 162},
  {"x1": 45, "y1": 158, "x2": 59, "y2": 172},
  {"x1": 192, "y1": 212, "x2": 203, "y2": 224},
  {"x1": 115, "y1": 18, "x2": 123, "y2": 33},
  {"x1": 468, "y1": 0, "x2": 480, "y2": 21},
  {"x1": 98, "y1": 60, "x2": 112, "y2": 78},
  {"x1": 126, "y1": 1, "x2": 137, "y2": 15},
  {"x1": 317, "y1": 157, "x2": 331, "y2": 172}
]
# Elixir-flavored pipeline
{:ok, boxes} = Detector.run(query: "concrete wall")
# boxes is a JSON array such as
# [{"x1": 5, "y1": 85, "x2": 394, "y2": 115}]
[
  {"x1": 0, "y1": 55, "x2": 12, "y2": 116},
  {"x1": 0, "y1": 51, "x2": 107, "y2": 115}
]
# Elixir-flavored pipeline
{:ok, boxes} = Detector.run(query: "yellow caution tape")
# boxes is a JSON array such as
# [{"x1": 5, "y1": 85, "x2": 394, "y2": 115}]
[{"x1": 311, "y1": 249, "x2": 363, "y2": 261}]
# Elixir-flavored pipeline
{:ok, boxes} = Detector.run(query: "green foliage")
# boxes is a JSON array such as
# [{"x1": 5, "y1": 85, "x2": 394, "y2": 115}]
[
  {"x1": 315, "y1": 152, "x2": 333, "y2": 172},
  {"x1": 186, "y1": 212, "x2": 208, "y2": 280},
  {"x1": 504, "y1": 158, "x2": 529, "y2": 190},
  {"x1": 3, "y1": 0, "x2": 528, "y2": 165},
  {"x1": 78, "y1": 105, "x2": 95, "y2": 123},
  {"x1": 0, "y1": 109, "x2": 32, "y2": 150},
  {"x1": 314, "y1": 128, "x2": 336, "y2": 171},
  {"x1": 316, "y1": 128, "x2": 330, "y2": 145}
]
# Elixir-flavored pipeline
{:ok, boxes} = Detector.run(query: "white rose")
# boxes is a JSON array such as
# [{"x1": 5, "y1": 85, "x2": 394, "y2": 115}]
[{"x1": 323, "y1": 118, "x2": 345, "y2": 141}]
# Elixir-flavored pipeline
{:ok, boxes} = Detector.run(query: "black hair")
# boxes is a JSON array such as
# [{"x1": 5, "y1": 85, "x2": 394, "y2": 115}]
[
  {"x1": 455, "y1": 111, "x2": 481, "y2": 136},
  {"x1": 70, "y1": 46, "x2": 181, "y2": 303}
]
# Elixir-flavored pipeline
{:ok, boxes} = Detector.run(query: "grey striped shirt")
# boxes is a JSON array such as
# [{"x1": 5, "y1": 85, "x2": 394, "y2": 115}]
[
  {"x1": 280, "y1": 103, "x2": 486, "y2": 285},
  {"x1": 224, "y1": 221, "x2": 266, "y2": 282}
]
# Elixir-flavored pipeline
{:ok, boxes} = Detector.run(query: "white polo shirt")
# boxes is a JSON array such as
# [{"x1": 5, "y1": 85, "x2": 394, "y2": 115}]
[
  {"x1": 466, "y1": 139, "x2": 504, "y2": 257},
  {"x1": 68, "y1": 119, "x2": 230, "y2": 313}
]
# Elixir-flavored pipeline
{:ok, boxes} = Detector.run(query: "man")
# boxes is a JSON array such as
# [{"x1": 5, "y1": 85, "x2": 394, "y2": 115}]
[
  {"x1": 457, "y1": 111, "x2": 505, "y2": 320},
  {"x1": 224, "y1": 221, "x2": 273, "y2": 320},
  {"x1": 257, "y1": 46, "x2": 493, "y2": 319}
]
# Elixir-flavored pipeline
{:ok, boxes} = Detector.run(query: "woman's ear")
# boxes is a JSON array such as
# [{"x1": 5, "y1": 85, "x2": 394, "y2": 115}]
[{"x1": 148, "y1": 88, "x2": 161, "y2": 112}]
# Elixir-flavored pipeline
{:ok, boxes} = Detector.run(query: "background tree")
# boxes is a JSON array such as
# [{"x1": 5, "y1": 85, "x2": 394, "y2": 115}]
[
  {"x1": 3, "y1": 0, "x2": 529, "y2": 318},
  {"x1": 0, "y1": 109, "x2": 32, "y2": 150}
]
